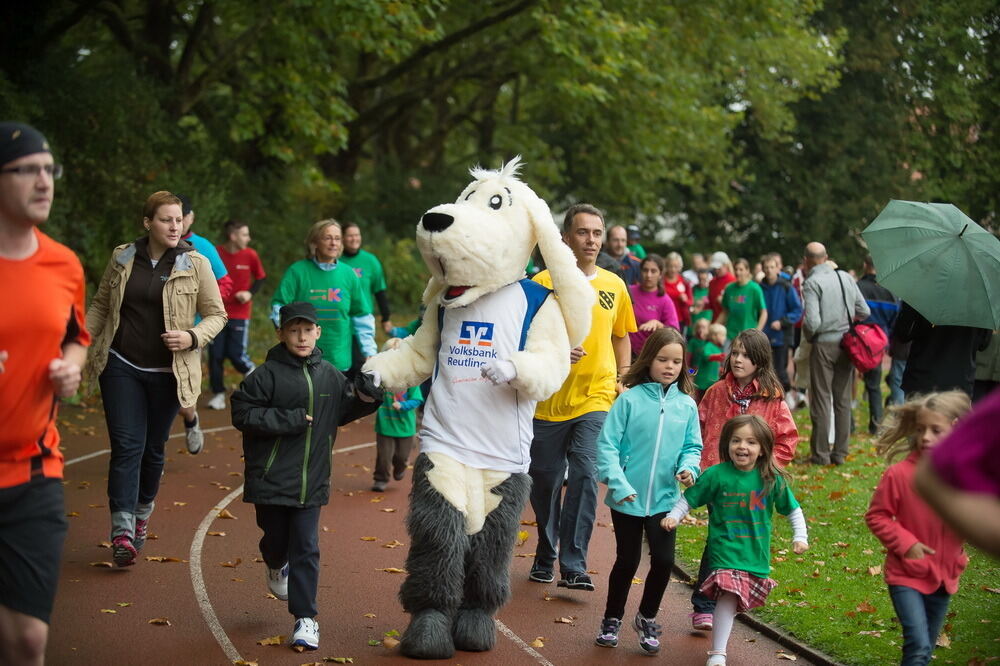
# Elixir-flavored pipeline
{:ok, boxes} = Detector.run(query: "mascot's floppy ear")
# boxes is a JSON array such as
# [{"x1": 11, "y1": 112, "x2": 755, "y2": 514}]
[{"x1": 522, "y1": 184, "x2": 593, "y2": 348}]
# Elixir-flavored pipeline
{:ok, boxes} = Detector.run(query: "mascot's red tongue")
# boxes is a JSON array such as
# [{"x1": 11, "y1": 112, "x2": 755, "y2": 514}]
[{"x1": 446, "y1": 285, "x2": 470, "y2": 299}]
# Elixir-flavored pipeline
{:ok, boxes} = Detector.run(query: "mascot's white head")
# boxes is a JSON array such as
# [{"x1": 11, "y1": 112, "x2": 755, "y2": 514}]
[{"x1": 416, "y1": 156, "x2": 592, "y2": 347}]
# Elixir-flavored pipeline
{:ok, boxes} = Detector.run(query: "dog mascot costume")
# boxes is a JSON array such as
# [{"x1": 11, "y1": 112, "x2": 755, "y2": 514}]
[{"x1": 363, "y1": 157, "x2": 593, "y2": 659}]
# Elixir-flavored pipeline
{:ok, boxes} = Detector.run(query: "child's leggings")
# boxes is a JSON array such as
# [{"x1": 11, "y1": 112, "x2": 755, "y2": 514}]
[
  {"x1": 711, "y1": 592, "x2": 739, "y2": 654},
  {"x1": 888, "y1": 584, "x2": 951, "y2": 666},
  {"x1": 604, "y1": 509, "x2": 676, "y2": 619}
]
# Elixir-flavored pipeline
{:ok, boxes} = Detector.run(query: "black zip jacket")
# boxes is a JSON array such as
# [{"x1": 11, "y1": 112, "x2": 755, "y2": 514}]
[{"x1": 231, "y1": 343, "x2": 379, "y2": 507}]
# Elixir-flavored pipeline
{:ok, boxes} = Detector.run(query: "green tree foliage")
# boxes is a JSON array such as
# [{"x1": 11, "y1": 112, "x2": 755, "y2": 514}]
[
  {"x1": 697, "y1": 0, "x2": 997, "y2": 268},
  {"x1": 0, "y1": 1, "x2": 900, "y2": 301}
]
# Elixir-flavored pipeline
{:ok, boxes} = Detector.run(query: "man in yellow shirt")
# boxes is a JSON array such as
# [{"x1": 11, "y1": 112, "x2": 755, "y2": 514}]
[{"x1": 529, "y1": 204, "x2": 636, "y2": 590}]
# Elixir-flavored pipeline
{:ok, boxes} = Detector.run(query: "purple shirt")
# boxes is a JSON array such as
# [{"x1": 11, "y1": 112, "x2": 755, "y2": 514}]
[
  {"x1": 930, "y1": 387, "x2": 1000, "y2": 496},
  {"x1": 628, "y1": 284, "x2": 680, "y2": 355}
]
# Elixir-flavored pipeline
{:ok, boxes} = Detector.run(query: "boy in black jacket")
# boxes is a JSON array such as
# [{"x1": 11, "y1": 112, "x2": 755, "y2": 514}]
[{"x1": 231, "y1": 301, "x2": 379, "y2": 651}]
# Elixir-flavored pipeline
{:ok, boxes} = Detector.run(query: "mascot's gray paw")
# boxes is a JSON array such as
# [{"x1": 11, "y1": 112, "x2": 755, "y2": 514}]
[
  {"x1": 452, "y1": 608, "x2": 496, "y2": 652},
  {"x1": 400, "y1": 609, "x2": 454, "y2": 660}
]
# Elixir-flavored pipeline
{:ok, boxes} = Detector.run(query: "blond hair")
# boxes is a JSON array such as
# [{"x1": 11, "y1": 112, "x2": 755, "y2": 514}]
[
  {"x1": 875, "y1": 391, "x2": 971, "y2": 463},
  {"x1": 305, "y1": 218, "x2": 341, "y2": 259},
  {"x1": 708, "y1": 323, "x2": 726, "y2": 340}
]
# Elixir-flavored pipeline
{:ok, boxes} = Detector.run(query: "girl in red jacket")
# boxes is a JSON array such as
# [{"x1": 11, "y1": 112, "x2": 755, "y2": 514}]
[
  {"x1": 865, "y1": 391, "x2": 971, "y2": 666},
  {"x1": 689, "y1": 328, "x2": 799, "y2": 630}
]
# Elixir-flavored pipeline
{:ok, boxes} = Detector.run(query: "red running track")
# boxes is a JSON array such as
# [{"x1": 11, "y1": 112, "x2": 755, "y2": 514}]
[{"x1": 50, "y1": 400, "x2": 815, "y2": 665}]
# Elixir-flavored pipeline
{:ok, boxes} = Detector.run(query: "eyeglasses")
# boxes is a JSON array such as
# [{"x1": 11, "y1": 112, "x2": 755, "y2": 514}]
[{"x1": 0, "y1": 163, "x2": 64, "y2": 180}]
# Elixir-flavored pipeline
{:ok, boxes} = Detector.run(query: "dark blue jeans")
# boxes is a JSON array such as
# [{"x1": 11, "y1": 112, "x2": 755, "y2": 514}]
[
  {"x1": 100, "y1": 354, "x2": 179, "y2": 521},
  {"x1": 208, "y1": 318, "x2": 255, "y2": 393},
  {"x1": 255, "y1": 504, "x2": 321, "y2": 619},
  {"x1": 528, "y1": 412, "x2": 606, "y2": 575},
  {"x1": 888, "y1": 584, "x2": 951, "y2": 666}
]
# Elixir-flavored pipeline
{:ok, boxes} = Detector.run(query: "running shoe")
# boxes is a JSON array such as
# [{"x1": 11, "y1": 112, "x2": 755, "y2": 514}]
[
  {"x1": 528, "y1": 567, "x2": 554, "y2": 583},
  {"x1": 266, "y1": 562, "x2": 289, "y2": 600},
  {"x1": 633, "y1": 612, "x2": 662, "y2": 654},
  {"x1": 112, "y1": 534, "x2": 137, "y2": 567},
  {"x1": 557, "y1": 571, "x2": 595, "y2": 591},
  {"x1": 691, "y1": 612, "x2": 713, "y2": 631},
  {"x1": 595, "y1": 617, "x2": 622, "y2": 648},
  {"x1": 291, "y1": 617, "x2": 319, "y2": 650},
  {"x1": 207, "y1": 392, "x2": 226, "y2": 410},
  {"x1": 133, "y1": 517, "x2": 150, "y2": 552}
]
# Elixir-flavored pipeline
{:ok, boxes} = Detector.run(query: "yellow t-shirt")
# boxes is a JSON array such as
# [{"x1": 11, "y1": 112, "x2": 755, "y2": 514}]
[{"x1": 533, "y1": 267, "x2": 637, "y2": 421}]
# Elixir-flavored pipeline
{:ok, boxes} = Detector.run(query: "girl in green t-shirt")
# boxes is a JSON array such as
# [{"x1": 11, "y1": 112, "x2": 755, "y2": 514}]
[{"x1": 662, "y1": 415, "x2": 809, "y2": 666}]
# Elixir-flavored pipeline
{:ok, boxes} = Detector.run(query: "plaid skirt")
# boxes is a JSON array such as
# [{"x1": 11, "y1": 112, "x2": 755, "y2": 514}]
[{"x1": 700, "y1": 569, "x2": 777, "y2": 612}]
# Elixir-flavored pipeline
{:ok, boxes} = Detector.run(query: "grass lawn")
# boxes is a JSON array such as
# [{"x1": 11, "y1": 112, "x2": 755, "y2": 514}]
[{"x1": 674, "y1": 396, "x2": 1000, "y2": 665}]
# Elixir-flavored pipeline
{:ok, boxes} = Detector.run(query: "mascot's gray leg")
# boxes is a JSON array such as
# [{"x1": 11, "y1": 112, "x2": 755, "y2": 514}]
[
  {"x1": 452, "y1": 472, "x2": 531, "y2": 652},
  {"x1": 398, "y1": 454, "x2": 467, "y2": 659}
]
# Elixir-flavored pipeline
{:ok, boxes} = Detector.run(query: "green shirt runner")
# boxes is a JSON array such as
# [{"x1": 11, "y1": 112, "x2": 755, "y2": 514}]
[
  {"x1": 721, "y1": 280, "x2": 766, "y2": 342},
  {"x1": 339, "y1": 248, "x2": 385, "y2": 313},
  {"x1": 375, "y1": 385, "x2": 423, "y2": 438},
  {"x1": 271, "y1": 259, "x2": 371, "y2": 371},
  {"x1": 683, "y1": 462, "x2": 800, "y2": 578}
]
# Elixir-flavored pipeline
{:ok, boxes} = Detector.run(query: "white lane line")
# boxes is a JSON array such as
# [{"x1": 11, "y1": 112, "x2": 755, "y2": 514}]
[
  {"x1": 190, "y1": 484, "x2": 246, "y2": 663},
  {"x1": 497, "y1": 618, "x2": 556, "y2": 666},
  {"x1": 66, "y1": 449, "x2": 111, "y2": 466},
  {"x1": 169, "y1": 425, "x2": 235, "y2": 439}
]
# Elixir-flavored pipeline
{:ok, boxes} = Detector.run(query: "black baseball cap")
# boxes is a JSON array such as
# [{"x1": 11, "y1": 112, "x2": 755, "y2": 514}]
[
  {"x1": 176, "y1": 193, "x2": 193, "y2": 217},
  {"x1": 279, "y1": 302, "x2": 318, "y2": 327}
]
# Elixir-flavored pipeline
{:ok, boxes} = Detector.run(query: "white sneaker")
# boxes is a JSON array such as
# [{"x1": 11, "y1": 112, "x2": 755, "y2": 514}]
[
  {"x1": 706, "y1": 651, "x2": 727, "y2": 666},
  {"x1": 266, "y1": 563, "x2": 289, "y2": 600},
  {"x1": 207, "y1": 392, "x2": 226, "y2": 410},
  {"x1": 291, "y1": 617, "x2": 319, "y2": 650},
  {"x1": 185, "y1": 421, "x2": 204, "y2": 455}
]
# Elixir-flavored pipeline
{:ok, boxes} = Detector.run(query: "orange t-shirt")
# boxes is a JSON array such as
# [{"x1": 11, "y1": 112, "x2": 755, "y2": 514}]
[{"x1": 0, "y1": 229, "x2": 90, "y2": 488}]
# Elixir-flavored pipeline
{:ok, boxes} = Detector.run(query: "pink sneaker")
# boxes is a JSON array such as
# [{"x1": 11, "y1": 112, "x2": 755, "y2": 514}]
[
  {"x1": 691, "y1": 612, "x2": 713, "y2": 631},
  {"x1": 112, "y1": 535, "x2": 137, "y2": 567},
  {"x1": 134, "y1": 518, "x2": 149, "y2": 552}
]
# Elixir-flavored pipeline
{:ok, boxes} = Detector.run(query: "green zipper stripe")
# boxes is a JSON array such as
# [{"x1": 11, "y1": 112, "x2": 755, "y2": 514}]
[
  {"x1": 301, "y1": 363, "x2": 314, "y2": 504},
  {"x1": 262, "y1": 438, "x2": 280, "y2": 477}
]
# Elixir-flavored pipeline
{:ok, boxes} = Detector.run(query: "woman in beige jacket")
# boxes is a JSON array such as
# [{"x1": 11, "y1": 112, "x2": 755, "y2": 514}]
[{"x1": 85, "y1": 190, "x2": 226, "y2": 567}]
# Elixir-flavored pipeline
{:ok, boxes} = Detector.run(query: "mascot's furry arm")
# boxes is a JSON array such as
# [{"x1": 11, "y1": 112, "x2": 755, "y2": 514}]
[{"x1": 363, "y1": 279, "x2": 443, "y2": 393}]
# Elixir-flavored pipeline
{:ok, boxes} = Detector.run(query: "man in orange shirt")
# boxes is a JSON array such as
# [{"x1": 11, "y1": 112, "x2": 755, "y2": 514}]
[{"x1": 0, "y1": 122, "x2": 89, "y2": 665}]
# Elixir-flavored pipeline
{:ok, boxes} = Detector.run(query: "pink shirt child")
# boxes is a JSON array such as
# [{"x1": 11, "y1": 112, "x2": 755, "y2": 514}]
[
  {"x1": 865, "y1": 451, "x2": 968, "y2": 595},
  {"x1": 628, "y1": 283, "x2": 680, "y2": 356}
]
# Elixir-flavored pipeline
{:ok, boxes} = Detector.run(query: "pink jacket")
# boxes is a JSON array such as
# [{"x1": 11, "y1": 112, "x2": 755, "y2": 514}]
[
  {"x1": 865, "y1": 451, "x2": 968, "y2": 595},
  {"x1": 697, "y1": 374, "x2": 798, "y2": 469}
]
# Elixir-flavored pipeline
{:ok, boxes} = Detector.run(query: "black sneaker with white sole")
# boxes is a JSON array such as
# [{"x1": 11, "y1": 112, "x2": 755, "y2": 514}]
[
  {"x1": 557, "y1": 571, "x2": 595, "y2": 591},
  {"x1": 528, "y1": 567, "x2": 554, "y2": 583}
]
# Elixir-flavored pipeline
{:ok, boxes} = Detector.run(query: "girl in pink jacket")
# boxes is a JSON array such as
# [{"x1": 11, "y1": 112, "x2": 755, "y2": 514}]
[{"x1": 865, "y1": 391, "x2": 971, "y2": 666}]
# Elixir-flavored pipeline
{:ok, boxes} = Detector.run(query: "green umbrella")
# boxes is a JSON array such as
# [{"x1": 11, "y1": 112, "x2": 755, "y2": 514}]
[{"x1": 861, "y1": 199, "x2": 1000, "y2": 330}]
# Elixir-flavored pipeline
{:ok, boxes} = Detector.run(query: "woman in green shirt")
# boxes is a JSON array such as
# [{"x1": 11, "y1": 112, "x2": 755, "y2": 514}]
[
  {"x1": 717, "y1": 258, "x2": 767, "y2": 344},
  {"x1": 271, "y1": 219, "x2": 376, "y2": 373}
]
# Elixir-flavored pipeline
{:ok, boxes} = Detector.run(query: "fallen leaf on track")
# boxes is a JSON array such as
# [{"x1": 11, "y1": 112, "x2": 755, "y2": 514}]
[
  {"x1": 382, "y1": 540, "x2": 404, "y2": 549},
  {"x1": 220, "y1": 558, "x2": 242, "y2": 568},
  {"x1": 380, "y1": 508, "x2": 396, "y2": 513},
  {"x1": 856, "y1": 601, "x2": 877, "y2": 613},
  {"x1": 362, "y1": 613, "x2": 376, "y2": 618},
  {"x1": 530, "y1": 637, "x2": 545, "y2": 648},
  {"x1": 208, "y1": 531, "x2": 226, "y2": 537},
  {"x1": 370, "y1": 496, "x2": 384, "y2": 503},
  {"x1": 631, "y1": 577, "x2": 643, "y2": 584},
  {"x1": 66, "y1": 511, "x2": 80, "y2": 517},
  {"x1": 323, "y1": 658, "x2": 354, "y2": 663},
  {"x1": 97, "y1": 541, "x2": 112, "y2": 549},
  {"x1": 232, "y1": 660, "x2": 258, "y2": 666},
  {"x1": 100, "y1": 609, "x2": 117, "y2": 614},
  {"x1": 148, "y1": 618, "x2": 171, "y2": 626},
  {"x1": 360, "y1": 536, "x2": 377, "y2": 542},
  {"x1": 554, "y1": 616, "x2": 575, "y2": 625},
  {"x1": 145, "y1": 556, "x2": 182, "y2": 563},
  {"x1": 256, "y1": 634, "x2": 285, "y2": 646},
  {"x1": 218, "y1": 509, "x2": 237, "y2": 519},
  {"x1": 116, "y1": 602, "x2": 131, "y2": 607},
  {"x1": 89, "y1": 561, "x2": 113, "y2": 568},
  {"x1": 516, "y1": 530, "x2": 529, "y2": 546},
  {"x1": 382, "y1": 636, "x2": 400, "y2": 649},
  {"x1": 173, "y1": 501, "x2": 187, "y2": 507},
  {"x1": 520, "y1": 520, "x2": 537, "y2": 526},
  {"x1": 776, "y1": 652, "x2": 797, "y2": 660},
  {"x1": 377, "y1": 567, "x2": 406, "y2": 574}
]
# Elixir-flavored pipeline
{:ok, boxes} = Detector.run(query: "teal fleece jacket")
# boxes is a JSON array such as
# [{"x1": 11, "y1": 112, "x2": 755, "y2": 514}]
[{"x1": 597, "y1": 382, "x2": 703, "y2": 517}]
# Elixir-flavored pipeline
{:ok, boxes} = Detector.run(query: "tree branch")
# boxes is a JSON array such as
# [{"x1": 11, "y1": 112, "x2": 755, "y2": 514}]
[
  {"x1": 351, "y1": 0, "x2": 536, "y2": 91},
  {"x1": 37, "y1": 0, "x2": 105, "y2": 53},
  {"x1": 176, "y1": 1, "x2": 214, "y2": 86}
]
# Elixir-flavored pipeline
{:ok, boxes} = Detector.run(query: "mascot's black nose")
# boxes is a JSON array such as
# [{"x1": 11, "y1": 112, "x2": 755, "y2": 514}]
[{"x1": 422, "y1": 212, "x2": 454, "y2": 232}]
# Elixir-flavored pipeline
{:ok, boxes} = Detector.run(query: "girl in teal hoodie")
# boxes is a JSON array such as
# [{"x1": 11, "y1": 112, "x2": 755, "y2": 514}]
[{"x1": 595, "y1": 327, "x2": 703, "y2": 654}]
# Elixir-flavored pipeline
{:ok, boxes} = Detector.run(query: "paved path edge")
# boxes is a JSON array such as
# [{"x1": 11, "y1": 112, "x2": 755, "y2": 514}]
[{"x1": 671, "y1": 563, "x2": 844, "y2": 666}]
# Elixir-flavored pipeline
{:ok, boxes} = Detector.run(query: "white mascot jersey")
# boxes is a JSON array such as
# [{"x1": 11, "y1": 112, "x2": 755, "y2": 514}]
[{"x1": 419, "y1": 279, "x2": 551, "y2": 473}]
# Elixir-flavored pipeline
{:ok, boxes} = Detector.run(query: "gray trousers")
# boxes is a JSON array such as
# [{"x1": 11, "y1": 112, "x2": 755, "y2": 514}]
[
  {"x1": 808, "y1": 340, "x2": 854, "y2": 464},
  {"x1": 528, "y1": 411, "x2": 606, "y2": 575}
]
